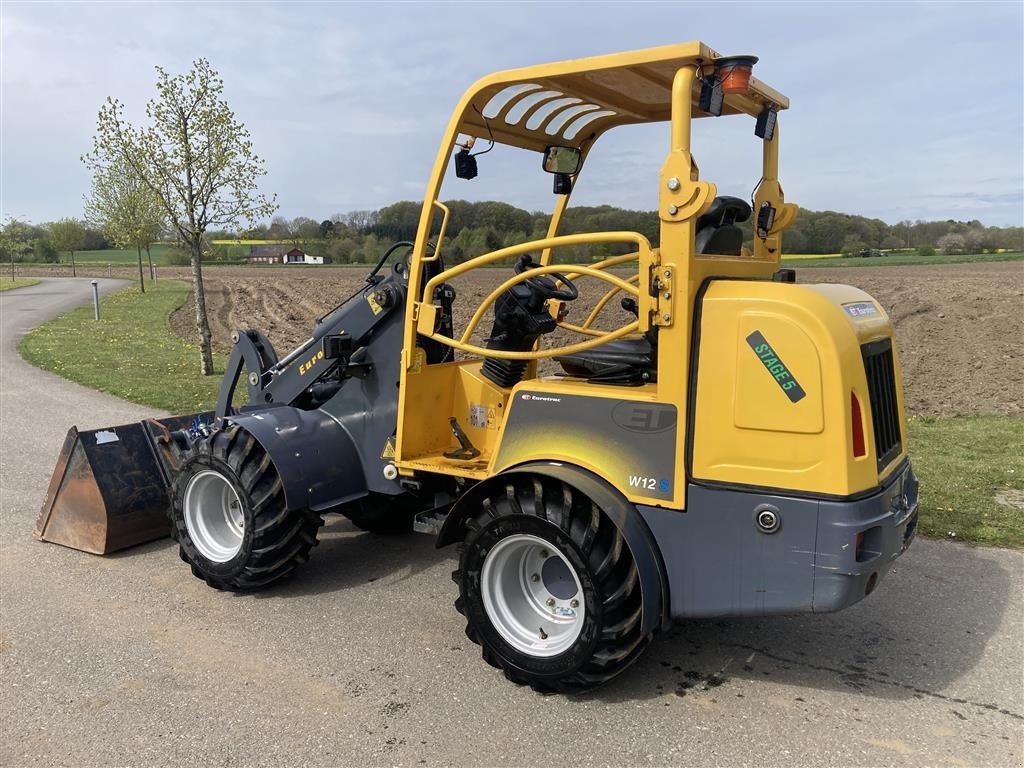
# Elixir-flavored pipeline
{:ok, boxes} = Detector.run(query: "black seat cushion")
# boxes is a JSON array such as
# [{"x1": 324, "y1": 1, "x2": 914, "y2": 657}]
[
  {"x1": 695, "y1": 195, "x2": 752, "y2": 256},
  {"x1": 555, "y1": 337, "x2": 655, "y2": 384}
]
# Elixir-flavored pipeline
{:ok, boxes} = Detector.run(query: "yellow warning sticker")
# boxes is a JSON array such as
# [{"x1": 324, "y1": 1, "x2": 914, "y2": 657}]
[
  {"x1": 367, "y1": 292, "x2": 384, "y2": 315},
  {"x1": 380, "y1": 437, "x2": 396, "y2": 459}
]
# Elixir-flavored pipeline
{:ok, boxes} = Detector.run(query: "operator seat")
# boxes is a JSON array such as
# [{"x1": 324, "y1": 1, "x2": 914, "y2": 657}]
[
  {"x1": 555, "y1": 334, "x2": 656, "y2": 384},
  {"x1": 555, "y1": 196, "x2": 751, "y2": 384},
  {"x1": 695, "y1": 196, "x2": 751, "y2": 256}
]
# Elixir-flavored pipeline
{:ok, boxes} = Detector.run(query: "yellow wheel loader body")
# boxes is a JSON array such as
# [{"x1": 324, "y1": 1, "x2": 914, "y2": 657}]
[{"x1": 36, "y1": 42, "x2": 917, "y2": 692}]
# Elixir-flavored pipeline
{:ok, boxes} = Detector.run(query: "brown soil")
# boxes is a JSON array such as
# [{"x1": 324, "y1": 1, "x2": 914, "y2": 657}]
[{"x1": 161, "y1": 261, "x2": 1023, "y2": 417}]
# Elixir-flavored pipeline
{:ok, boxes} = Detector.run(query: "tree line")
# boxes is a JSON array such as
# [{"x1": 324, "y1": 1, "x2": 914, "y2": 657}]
[
  {"x1": 223, "y1": 201, "x2": 1022, "y2": 265},
  {"x1": 7, "y1": 199, "x2": 1021, "y2": 278}
]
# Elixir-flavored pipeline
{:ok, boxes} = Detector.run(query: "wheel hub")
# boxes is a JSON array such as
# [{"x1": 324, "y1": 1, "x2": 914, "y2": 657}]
[
  {"x1": 183, "y1": 470, "x2": 245, "y2": 563},
  {"x1": 480, "y1": 533, "x2": 585, "y2": 657}
]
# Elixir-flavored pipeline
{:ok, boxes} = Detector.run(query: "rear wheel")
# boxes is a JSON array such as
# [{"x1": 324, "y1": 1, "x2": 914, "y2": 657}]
[
  {"x1": 455, "y1": 476, "x2": 651, "y2": 693},
  {"x1": 171, "y1": 425, "x2": 323, "y2": 590}
]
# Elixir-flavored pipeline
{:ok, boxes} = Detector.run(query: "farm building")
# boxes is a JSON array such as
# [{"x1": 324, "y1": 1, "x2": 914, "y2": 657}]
[
  {"x1": 282, "y1": 248, "x2": 330, "y2": 265},
  {"x1": 245, "y1": 245, "x2": 331, "y2": 265},
  {"x1": 248, "y1": 253, "x2": 280, "y2": 265}
]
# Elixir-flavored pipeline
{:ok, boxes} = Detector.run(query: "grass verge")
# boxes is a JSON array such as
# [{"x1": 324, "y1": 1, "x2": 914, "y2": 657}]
[
  {"x1": 0, "y1": 278, "x2": 40, "y2": 292},
  {"x1": 908, "y1": 415, "x2": 1023, "y2": 548},
  {"x1": 57, "y1": 244, "x2": 176, "y2": 265},
  {"x1": 19, "y1": 280, "x2": 225, "y2": 414},
  {"x1": 783, "y1": 251, "x2": 1023, "y2": 268},
  {"x1": 19, "y1": 281, "x2": 1022, "y2": 548}
]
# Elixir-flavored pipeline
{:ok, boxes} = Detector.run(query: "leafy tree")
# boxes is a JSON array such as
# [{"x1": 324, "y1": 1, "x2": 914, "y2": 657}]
[
  {"x1": 1, "y1": 218, "x2": 35, "y2": 275},
  {"x1": 33, "y1": 237, "x2": 59, "y2": 263},
  {"x1": 936, "y1": 232, "x2": 966, "y2": 255},
  {"x1": 83, "y1": 58, "x2": 276, "y2": 375},
  {"x1": 962, "y1": 227, "x2": 986, "y2": 254},
  {"x1": 840, "y1": 235, "x2": 869, "y2": 255},
  {"x1": 84, "y1": 159, "x2": 165, "y2": 292},
  {"x1": 82, "y1": 227, "x2": 111, "y2": 250},
  {"x1": 49, "y1": 218, "x2": 86, "y2": 276}
]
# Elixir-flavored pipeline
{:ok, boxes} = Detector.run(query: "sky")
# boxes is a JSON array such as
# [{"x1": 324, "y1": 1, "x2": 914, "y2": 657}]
[{"x1": 1, "y1": 1, "x2": 1022, "y2": 227}]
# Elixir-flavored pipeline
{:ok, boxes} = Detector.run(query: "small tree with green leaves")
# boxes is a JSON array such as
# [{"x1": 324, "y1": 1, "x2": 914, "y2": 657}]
[
  {"x1": 85, "y1": 162, "x2": 166, "y2": 292},
  {"x1": 83, "y1": 58, "x2": 276, "y2": 375},
  {"x1": 49, "y1": 218, "x2": 86, "y2": 277},
  {"x1": 1, "y1": 218, "x2": 33, "y2": 278}
]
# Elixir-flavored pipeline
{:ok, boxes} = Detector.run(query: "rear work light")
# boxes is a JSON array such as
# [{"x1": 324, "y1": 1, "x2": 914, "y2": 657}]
[{"x1": 851, "y1": 391, "x2": 867, "y2": 458}]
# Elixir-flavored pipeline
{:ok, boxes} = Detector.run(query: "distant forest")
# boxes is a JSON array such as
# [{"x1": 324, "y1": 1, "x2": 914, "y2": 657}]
[
  {"x1": 223, "y1": 201, "x2": 1023, "y2": 264},
  {"x1": 5, "y1": 200, "x2": 1021, "y2": 265}
]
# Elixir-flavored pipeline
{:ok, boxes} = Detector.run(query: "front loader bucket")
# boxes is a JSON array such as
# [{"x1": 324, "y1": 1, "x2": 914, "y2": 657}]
[{"x1": 33, "y1": 415, "x2": 205, "y2": 554}]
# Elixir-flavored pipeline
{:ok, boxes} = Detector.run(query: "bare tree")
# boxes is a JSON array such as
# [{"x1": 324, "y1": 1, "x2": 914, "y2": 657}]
[{"x1": 83, "y1": 58, "x2": 276, "y2": 375}]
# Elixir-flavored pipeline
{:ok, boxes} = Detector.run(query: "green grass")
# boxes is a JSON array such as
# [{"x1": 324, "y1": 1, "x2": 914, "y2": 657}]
[
  {"x1": 20, "y1": 279, "x2": 1023, "y2": 548},
  {"x1": 19, "y1": 280, "x2": 225, "y2": 414},
  {"x1": 56, "y1": 244, "x2": 177, "y2": 265},
  {"x1": 0, "y1": 277, "x2": 40, "y2": 291},
  {"x1": 908, "y1": 415, "x2": 1024, "y2": 548},
  {"x1": 783, "y1": 251, "x2": 1023, "y2": 268}
]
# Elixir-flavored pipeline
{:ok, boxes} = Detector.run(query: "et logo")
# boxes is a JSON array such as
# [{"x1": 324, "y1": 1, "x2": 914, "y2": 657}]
[{"x1": 612, "y1": 402, "x2": 676, "y2": 434}]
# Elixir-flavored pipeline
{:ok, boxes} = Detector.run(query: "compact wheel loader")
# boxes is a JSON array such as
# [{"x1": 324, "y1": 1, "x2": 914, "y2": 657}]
[{"x1": 36, "y1": 42, "x2": 919, "y2": 693}]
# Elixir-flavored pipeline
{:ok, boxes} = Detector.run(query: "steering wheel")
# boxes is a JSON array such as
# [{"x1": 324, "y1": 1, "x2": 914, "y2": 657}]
[{"x1": 513, "y1": 255, "x2": 579, "y2": 302}]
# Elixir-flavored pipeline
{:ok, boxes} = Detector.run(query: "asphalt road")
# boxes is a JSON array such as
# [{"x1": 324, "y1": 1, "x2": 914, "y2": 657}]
[{"x1": 1, "y1": 278, "x2": 1022, "y2": 767}]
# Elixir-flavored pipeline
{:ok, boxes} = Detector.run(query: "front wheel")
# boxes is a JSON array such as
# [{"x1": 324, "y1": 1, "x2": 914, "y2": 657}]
[
  {"x1": 455, "y1": 477, "x2": 652, "y2": 693},
  {"x1": 171, "y1": 425, "x2": 323, "y2": 591}
]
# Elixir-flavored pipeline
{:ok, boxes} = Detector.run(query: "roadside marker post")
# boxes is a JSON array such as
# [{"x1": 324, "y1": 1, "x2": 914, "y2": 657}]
[{"x1": 91, "y1": 280, "x2": 100, "y2": 320}]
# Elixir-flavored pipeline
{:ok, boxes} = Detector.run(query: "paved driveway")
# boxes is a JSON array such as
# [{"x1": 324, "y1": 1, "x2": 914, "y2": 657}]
[{"x1": 1, "y1": 279, "x2": 1021, "y2": 766}]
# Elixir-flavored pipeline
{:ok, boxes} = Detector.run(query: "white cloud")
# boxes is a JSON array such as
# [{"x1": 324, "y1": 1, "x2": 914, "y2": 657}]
[{"x1": 1, "y1": 1, "x2": 1021, "y2": 226}]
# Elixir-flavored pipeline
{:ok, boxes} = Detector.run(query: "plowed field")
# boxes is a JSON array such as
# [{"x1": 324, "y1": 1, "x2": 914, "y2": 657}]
[{"x1": 162, "y1": 261, "x2": 1022, "y2": 416}]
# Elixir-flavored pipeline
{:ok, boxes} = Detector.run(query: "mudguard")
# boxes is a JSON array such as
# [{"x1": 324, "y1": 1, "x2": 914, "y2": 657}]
[
  {"x1": 228, "y1": 406, "x2": 367, "y2": 513},
  {"x1": 438, "y1": 461, "x2": 669, "y2": 634}
]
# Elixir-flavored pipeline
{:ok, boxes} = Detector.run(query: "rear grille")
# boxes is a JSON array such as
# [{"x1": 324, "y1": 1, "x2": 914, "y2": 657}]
[{"x1": 861, "y1": 339, "x2": 902, "y2": 470}]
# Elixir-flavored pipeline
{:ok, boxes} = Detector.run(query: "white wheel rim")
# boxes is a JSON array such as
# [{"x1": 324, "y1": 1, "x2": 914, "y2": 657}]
[
  {"x1": 183, "y1": 470, "x2": 245, "y2": 563},
  {"x1": 480, "y1": 533, "x2": 585, "y2": 657}
]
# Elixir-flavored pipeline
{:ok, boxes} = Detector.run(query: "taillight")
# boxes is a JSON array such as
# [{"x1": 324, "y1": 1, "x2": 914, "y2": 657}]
[{"x1": 851, "y1": 392, "x2": 867, "y2": 458}]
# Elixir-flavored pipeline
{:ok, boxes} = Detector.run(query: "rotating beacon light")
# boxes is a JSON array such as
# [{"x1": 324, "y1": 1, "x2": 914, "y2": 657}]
[{"x1": 714, "y1": 55, "x2": 759, "y2": 94}]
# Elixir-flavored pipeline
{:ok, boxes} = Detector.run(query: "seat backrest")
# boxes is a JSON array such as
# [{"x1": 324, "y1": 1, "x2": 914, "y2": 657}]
[
  {"x1": 696, "y1": 225, "x2": 744, "y2": 255},
  {"x1": 695, "y1": 195, "x2": 751, "y2": 256}
]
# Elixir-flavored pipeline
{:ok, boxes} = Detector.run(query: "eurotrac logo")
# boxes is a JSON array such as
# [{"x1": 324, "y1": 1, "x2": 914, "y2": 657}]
[{"x1": 520, "y1": 393, "x2": 562, "y2": 403}]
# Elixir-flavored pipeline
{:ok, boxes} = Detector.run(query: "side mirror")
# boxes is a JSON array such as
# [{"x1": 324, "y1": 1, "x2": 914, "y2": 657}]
[{"x1": 542, "y1": 145, "x2": 582, "y2": 175}]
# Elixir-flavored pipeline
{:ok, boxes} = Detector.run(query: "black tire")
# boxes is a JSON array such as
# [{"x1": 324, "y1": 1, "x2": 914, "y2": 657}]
[
  {"x1": 341, "y1": 493, "x2": 416, "y2": 534},
  {"x1": 171, "y1": 424, "x2": 323, "y2": 591},
  {"x1": 454, "y1": 476, "x2": 651, "y2": 693}
]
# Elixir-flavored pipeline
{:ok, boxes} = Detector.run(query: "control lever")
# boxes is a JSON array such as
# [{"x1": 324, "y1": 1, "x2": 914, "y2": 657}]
[{"x1": 444, "y1": 417, "x2": 481, "y2": 460}]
